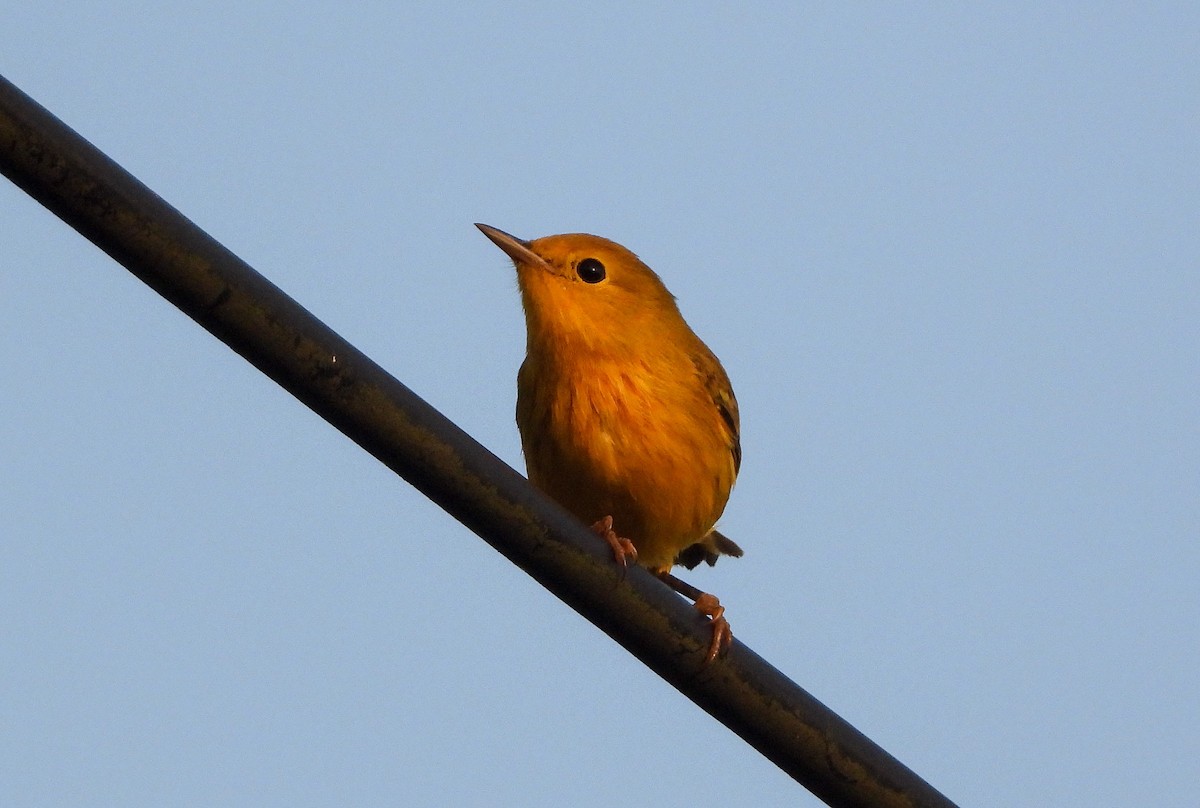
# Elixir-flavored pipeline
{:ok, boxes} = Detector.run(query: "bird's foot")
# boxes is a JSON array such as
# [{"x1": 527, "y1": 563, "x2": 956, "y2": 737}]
[
  {"x1": 692, "y1": 592, "x2": 732, "y2": 663},
  {"x1": 659, "y1": 572, "x2": 733, "y2": 664},
  {"x1": 591, "y1": 515, "x2": 638, "y2": 570}
]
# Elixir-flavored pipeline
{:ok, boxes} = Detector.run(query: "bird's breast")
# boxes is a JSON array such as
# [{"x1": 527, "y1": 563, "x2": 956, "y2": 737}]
[{"x1": 516, "y1": 354, "x2": 735, "y2": 569}]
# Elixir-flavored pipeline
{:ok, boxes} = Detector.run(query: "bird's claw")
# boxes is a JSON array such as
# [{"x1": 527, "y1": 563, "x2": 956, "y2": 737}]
[
  {"x1": 693, "y1": 592, "x2": 732, "y2": 663},
  {"x1": 591, "y1": 515, "x2": 638, "y2": 571}
]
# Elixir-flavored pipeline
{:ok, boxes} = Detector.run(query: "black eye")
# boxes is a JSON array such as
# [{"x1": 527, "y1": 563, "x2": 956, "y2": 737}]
[{"x1": 575, "y1": 258, "x2": 606, "y2": 283}]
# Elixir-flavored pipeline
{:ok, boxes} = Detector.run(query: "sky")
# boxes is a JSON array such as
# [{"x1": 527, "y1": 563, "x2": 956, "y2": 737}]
[{"x1": 1, "y1": 4, "x2": 1197, "y2": 807}]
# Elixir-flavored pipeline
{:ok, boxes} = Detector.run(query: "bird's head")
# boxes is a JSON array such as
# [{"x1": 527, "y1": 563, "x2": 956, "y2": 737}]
[{"x1": 476, "y1": 223, "x2": 685, "y2": 357}]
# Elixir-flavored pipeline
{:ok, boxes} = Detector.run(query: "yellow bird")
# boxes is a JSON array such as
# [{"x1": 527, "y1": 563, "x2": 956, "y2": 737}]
[{"x1": 476, "y1": 224, "x2": 743, "y2": 661}]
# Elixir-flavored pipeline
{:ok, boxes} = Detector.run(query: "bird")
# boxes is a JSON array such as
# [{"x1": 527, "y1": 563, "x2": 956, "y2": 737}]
[{"x1": 476, "y1": 223, "x2": 743, "y2": 662}]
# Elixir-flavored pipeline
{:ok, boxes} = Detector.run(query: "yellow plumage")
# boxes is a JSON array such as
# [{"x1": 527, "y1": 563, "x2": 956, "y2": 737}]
[{"x1": 477, "y1": 224, "x2": 742, "y2": 659}]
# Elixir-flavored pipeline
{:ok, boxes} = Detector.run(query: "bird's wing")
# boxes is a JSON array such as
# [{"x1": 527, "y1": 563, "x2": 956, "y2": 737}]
[{"x1": 692, "y1": 350, "x2": 741, "y2": 475}]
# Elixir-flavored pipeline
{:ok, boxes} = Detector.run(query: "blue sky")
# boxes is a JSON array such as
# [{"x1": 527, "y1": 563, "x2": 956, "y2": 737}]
[{"x1": 2, "y1": 5, "x2": 1196, "y2": 806}]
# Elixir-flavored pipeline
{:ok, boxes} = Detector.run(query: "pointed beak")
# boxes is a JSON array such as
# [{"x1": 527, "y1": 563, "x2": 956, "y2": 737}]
[{"x1": 475, "y1": 223, "x2": 552, "y2": 272}]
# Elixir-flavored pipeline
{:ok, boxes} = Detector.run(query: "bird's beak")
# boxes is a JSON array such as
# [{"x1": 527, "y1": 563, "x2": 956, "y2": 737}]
[{"x1": 475, "y1": 223, "x2": 553, "y2": 272}]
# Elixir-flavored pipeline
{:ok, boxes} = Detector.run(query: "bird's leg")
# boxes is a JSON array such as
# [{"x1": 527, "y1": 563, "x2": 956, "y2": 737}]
[
  {"x1": 658, "y1": 571, "x2": 732, "y2": 663},
  {"x1": 591, "y1": 515, "x2": 638, "y2": 569}
]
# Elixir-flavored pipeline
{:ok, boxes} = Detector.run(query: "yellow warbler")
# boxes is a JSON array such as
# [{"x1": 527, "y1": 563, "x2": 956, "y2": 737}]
[{"x1": 476, "y1": 224, "x2": 742, "y2": 661}]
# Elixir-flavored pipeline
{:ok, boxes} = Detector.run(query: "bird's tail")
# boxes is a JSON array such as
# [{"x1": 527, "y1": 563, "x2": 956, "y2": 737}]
[{"x1": 675, "y1": 529, "x2": 744, "y2": 570}]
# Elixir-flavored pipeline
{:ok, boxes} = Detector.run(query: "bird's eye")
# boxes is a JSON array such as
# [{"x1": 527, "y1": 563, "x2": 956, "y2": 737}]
[{"x1": 575, "y1": 258, "x2": 606, "y2": 284}]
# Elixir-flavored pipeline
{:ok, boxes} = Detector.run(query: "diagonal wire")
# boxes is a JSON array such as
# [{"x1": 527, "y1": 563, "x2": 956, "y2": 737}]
[{"x1": 0, "y1": 73, "x2": 959, "y2": 808}]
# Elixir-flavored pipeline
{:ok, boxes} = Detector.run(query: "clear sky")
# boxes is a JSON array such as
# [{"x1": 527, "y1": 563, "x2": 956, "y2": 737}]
[{"x1": 2, "y1": 5, "x2": 1196, "y2": 807}]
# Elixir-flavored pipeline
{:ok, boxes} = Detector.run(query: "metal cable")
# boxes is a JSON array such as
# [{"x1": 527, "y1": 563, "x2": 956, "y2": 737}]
[{"x1": 0, "y1": 73, "x2": 959, "y2": 808}]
